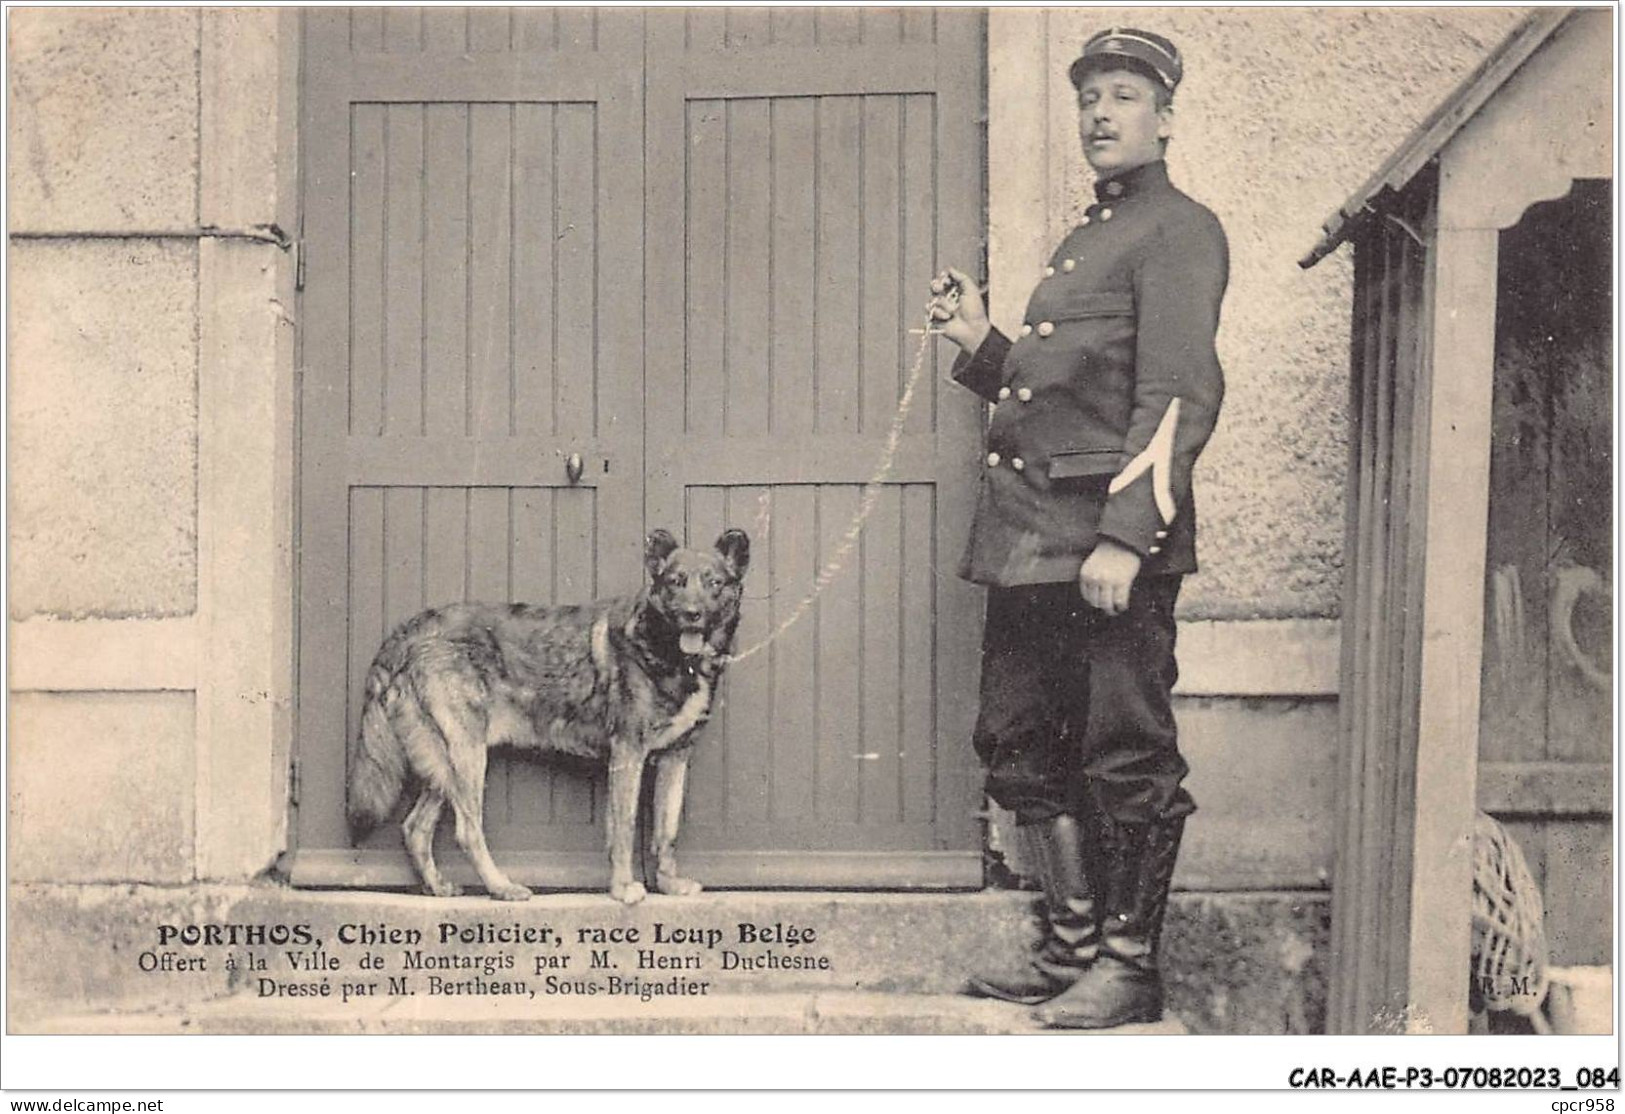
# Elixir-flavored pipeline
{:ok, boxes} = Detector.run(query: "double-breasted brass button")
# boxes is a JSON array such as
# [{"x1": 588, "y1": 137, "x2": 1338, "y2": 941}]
[
  {"x1": 1036, "y1": 321, "x2": 1055, "y2": 338},
  {"x1": 1016, "y1": 387, "x2": 1033, "y2": 403},
  {"x1": 1045, "y1": 266, "x2": 1056, "y2": 278},
  {"x1": 1011, "y1": 457, "x2": 1025, "y2": 472},
  {"x1": 1062, "y1": 259, "x2": 1076, "y2": 273},
  {"x1": 1101, "y1": 208, "x2": 1114, "y2": 221},
  {"x1": 986, "y1": 452, "x2": 1001, "y2": 468},
  {"x1": 1148, "y1": 546, "x2": 1162, "y2": 555},
  {"x1": 1155, "y1": 530, "x2": 1168, "y2": 540},
  {"x1": 997, "y1": 386, "x2": 1011, "y2": 401},
  {"x1": 1080, "y1": 214, "x2": 1092, "y2": 226},
  {"x1": 1020, "y1": 323, "x2": 1034, "y2": 337}
]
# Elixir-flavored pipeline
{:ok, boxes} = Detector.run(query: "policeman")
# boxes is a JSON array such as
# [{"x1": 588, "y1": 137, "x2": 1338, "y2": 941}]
[{"x1": 928, "y1": 27, "x2": 1227, "y2": 1029}]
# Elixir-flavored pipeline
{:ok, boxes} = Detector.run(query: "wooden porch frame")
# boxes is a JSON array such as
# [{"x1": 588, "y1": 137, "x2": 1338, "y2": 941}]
[
  {"x1": 1325, "y1": 9, "x2": 1613, "y2": 1033},
  {"x1": 1406, "y1": 9, "x2": 1613, "y2": 1033}
]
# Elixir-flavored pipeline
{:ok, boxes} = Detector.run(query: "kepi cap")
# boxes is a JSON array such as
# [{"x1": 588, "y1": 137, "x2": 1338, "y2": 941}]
[{"x1": 1069, "y1": 28, "x2": 1182, "y2": 93}]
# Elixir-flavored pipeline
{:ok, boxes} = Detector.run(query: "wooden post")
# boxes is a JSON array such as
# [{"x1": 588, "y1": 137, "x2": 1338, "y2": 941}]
[{"x1": 1404, "y1": 223, "x2": 1498, "y2": 1033}]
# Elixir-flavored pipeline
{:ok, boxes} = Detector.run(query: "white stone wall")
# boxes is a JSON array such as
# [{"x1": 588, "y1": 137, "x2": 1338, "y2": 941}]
[
  {"x1": 8, "y1": 8, "x2": 297, "y2": 884},
  {"x1": 9, "y1": 9, "x2": 203, "y2": 617}
]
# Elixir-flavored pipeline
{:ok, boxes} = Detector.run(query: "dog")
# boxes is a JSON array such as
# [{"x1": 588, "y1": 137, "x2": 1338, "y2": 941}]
[{"x1": 347, "y1": 528, "x2": 750, "y2": 903}]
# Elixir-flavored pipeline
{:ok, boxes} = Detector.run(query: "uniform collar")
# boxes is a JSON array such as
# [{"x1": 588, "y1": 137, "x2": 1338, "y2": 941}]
[{"x1": 1093, "y1": 159, "x2": 1168, "y2": 204}]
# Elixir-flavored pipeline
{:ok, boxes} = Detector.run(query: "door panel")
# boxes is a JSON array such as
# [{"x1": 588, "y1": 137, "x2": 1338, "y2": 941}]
[
  {"x1": 681, "y1": 483, "x2": 944, "y2": 843},
  {"x1": 644, "y1": 9, "x2": 984, "y2": 884},
  {"x1": 296, "y1": 7, "x2": 644, "y2": 866}
]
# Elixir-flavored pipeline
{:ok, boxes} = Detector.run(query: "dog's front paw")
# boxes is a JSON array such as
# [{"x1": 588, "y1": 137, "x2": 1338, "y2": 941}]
[
  {"x1": 489, "y1": 882, "x2": 533, "y2": 902},
  {"x1": 610, "y1": 880, "x2": 648, "y2": 905},
  {"x1": 425, "y1": 880, "x2": 463, "y2": 898},
  {"x1": 655, "y1": 874, "x2": 703, "y2": 897}
]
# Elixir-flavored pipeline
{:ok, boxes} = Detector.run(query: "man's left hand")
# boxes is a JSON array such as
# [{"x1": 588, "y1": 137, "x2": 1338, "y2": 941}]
[{"x1": 1078, "y1": 539, "x2": 1143, "y2": 616}]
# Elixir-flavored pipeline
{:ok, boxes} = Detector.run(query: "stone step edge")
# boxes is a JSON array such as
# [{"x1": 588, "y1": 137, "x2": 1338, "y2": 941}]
[{"x1": 24, "y1": 991, "x2": 1190, "y2": 1036}]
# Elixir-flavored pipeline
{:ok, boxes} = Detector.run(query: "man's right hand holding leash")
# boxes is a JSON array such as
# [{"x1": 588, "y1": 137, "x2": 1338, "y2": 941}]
[{"x1": 927, "y1": 267, "x2": 991, "y2": 355}]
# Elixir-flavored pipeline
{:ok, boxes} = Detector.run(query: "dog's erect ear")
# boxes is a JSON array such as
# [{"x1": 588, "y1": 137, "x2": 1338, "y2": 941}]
[
  {"x1": 714, "y1": 528, "x2": 751, "y2": 579},
  {"x1": 645, "y1": 529, "x2": 679, "y2": 578}
]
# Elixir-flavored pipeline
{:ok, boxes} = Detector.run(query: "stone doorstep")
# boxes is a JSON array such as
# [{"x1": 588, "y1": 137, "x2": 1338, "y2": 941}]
[
  {"x1": 27, "y1": 991, "x2": 1190, "y2": 1036},
  {"x1": 10, "y1": 886, "x2": 1042, "y2": 1004},
  {"x1": 9, "y1": 884, "x2": 1327, "y2": 1034}
]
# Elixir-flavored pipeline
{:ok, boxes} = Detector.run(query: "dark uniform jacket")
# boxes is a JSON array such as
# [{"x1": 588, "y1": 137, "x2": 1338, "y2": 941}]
[{"x1": 952, "y1": 159, "x2": 1228, "y2": 586}]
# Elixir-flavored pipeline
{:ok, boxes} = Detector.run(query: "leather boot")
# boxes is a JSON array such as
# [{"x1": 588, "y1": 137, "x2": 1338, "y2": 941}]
[
  {"x1": 1032, "y1": 816, "x2": 1183, "y2": 1029},
  {"x1": 966, "y1": 814, "x2": 1101, "y2": 1004}
]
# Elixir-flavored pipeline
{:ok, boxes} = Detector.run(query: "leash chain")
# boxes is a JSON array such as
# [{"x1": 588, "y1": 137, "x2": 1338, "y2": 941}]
[{"x1": 722, "y1": 323, "x2": 938, "y2": 665}]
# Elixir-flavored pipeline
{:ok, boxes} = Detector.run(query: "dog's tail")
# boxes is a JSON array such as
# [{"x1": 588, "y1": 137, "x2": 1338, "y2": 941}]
[{"x1": 347, "y1": 640, "x2": 411, "y2": 840}]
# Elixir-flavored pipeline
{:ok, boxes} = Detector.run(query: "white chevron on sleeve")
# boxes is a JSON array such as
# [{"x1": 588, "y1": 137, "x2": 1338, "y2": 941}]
[{"x1": 1107, "y1": 397, "x2": 1180, "y2": 525}]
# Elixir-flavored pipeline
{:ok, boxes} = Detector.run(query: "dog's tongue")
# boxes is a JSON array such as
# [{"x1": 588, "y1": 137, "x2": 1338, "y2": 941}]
[{"x1": 680, "y1": 631, "x2": 706, "y2": 656}]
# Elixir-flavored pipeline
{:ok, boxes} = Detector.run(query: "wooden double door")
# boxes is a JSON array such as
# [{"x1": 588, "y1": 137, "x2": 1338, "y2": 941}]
[{"x1": 291, "y1": 8, "x2": 986, "y2": 889}]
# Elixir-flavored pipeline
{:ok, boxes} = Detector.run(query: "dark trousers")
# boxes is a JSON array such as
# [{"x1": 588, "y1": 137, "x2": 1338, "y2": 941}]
[{"x1": 971, "y1": 577, "x2": 1195, "y2": 826}]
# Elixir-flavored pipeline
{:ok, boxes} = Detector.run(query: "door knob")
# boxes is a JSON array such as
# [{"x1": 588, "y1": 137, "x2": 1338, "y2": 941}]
[{"x1": 565, "y1": 452, "x2": 584, "y2": 485}]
